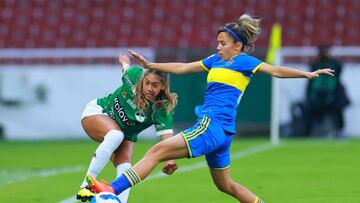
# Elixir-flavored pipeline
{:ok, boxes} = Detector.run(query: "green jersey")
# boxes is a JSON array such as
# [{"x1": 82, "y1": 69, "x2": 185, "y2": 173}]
[{"x1": 97, "y1": 66, "x2": 173, "y2": 142}]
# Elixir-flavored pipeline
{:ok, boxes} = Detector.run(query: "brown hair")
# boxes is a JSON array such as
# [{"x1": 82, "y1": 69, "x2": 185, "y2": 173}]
[
  {"x1": 134, "y1": 70, "x2": 178, "y2": 113},
  {"x1": 218, "y1": 13, "x2": 261, "y2": 53}
]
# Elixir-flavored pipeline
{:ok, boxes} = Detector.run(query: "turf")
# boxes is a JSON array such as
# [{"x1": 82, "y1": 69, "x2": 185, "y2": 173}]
[{"x1": 0, "y1": 138, "x2": 359, "y2": 203}]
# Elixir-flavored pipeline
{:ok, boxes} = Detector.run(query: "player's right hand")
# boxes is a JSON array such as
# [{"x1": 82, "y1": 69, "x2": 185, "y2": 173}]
[{"x1": 162, "y1": 160, "x2": 178, "y2": 175}]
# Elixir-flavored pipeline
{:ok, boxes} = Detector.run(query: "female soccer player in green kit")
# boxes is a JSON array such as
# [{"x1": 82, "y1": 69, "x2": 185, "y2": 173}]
[
  {"x1": 77, "y1": 55, "x2": 178, "y2": 202},
  {"x1": 87, "y1": 14, "x2": 334, "y2": 203}
]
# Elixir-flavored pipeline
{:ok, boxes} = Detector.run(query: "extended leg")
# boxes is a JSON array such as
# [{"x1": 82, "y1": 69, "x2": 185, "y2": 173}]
[
  {"x1": 209, "y1": 168, "x2": 264, "y2": 203},
  {"x1": 87, "y1": 134, "x2": 188, "y2": 195}
]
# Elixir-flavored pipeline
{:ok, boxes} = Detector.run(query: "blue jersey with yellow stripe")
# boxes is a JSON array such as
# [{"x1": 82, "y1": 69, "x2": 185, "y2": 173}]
[{"x1": 198, "y1": 53, "x2": 264, "y2": 133}]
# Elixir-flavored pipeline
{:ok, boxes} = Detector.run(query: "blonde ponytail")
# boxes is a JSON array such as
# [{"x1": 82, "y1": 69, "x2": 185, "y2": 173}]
[
  {"x1": 237, "y1": 14, "x2": 261, "y2": 40},
  {"x1": 237, "y1": 14, "x2": 261, "y2": 52},
  {"x1": 218, "y1": 14, "x2": 261, "y2": 53}
]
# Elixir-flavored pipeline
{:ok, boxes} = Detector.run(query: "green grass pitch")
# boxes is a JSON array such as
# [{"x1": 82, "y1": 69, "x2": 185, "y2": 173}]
[{"x1": 0, "y1": 138, "x2": 359, "y2": 203}]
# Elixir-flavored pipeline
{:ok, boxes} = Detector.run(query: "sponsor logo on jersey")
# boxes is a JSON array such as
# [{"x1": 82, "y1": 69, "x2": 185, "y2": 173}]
[
  {"x1": 114, "y1": 96, "x2": 136, "y2": 126},
  {"x1": 126, "y1": 99, "x2": 137, "y2": 109},
  {"x1": 135, "y1": 111, "x2": 146, "y2": 122}
]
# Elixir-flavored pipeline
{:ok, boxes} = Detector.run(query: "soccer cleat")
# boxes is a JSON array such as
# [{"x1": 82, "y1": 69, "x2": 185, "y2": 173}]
[
  {"x1": 76, "y1": 186, "x2": 95, "y2": 202},
  {"x1": 86, "y1": 175, "x2": 115, "y2": 194}
]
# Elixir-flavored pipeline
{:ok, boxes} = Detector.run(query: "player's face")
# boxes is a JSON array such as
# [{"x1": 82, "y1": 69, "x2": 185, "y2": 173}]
[
  {"x1": 142, "y1": 73, "x2": 165, "y2": 101},
  {"x1": 217, "y1": 32, "x2": 242, "y2": 60}
]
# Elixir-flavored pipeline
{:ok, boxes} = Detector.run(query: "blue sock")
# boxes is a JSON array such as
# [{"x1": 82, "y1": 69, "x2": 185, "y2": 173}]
[
  {"x1": 110, "y1": 174, "x2": 131, "y2": 195},
  {"x1": 111, "y1": 168, "x2": 141, "y2": 195}
]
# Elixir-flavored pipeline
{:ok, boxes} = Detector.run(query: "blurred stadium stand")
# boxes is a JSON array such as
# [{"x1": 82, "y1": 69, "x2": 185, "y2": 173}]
[
  {"x1": 0, "y1": 0, "x2": 359, "y2": 139},
  {"x1": 0, "y1": 0, "x2": 359, "y2": 48},
  {"x1": 0, "y1": 0, "x2": 359, "y2": 65}
]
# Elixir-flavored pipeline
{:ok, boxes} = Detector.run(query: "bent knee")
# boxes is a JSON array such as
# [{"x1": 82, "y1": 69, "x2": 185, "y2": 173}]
[
  {"x1": 216, "y1": 184, "x2": 231, "y2": 194},
  {"x1": 215, "y1": 181, "x2": 235, "y2": 195}
]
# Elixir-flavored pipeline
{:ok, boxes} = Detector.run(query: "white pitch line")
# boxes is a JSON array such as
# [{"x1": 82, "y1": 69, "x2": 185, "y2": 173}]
[
  {"x1": 146, "y1": 142, "x2": 275, "y2": 180},
  {"x1": 59, "y1": 142, "x2": 276, "y2": 203},
  {"x1": 0, "y1": 165, "x2": 84, "y2": 187}
]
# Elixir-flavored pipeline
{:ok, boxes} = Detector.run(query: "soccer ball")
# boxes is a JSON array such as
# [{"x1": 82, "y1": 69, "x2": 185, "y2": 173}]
[{"x1": 90, "y1": 192, "x2": 121, "y2": 203}]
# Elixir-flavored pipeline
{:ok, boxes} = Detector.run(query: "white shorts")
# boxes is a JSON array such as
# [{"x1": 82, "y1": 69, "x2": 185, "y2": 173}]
[{"x1": 81, "y1": 99, "x2": 108, "y2": 121}]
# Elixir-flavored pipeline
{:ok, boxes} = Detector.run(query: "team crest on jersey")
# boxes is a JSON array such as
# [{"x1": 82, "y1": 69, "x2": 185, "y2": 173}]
[
  {"x1": 122, "y1": 91, "x2": 127, "y2": 98},
  {"x1": 135, "y1": 111, "x2": 146, "y2": 122},
  {"x1": 225, "y1": 59, "x2": 234, "y2": 66}
]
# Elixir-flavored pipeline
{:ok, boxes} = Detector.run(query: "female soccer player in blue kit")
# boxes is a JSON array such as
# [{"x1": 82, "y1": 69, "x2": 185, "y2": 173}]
[{"x1": 87, "y1": 14, "x2": 334, "y2": 203}]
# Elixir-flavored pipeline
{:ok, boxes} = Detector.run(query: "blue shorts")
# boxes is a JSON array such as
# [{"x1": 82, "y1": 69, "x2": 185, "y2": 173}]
[{"x1": 180, "y1": 116, "x2": 233, "y2": 170}]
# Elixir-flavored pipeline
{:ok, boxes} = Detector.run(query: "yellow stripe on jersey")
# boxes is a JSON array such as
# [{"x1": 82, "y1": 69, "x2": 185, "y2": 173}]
[
  {"x1": 207, "y1": 68, "x2": 250, "y2": 92},
  {"x1": 252, "y1": 62, "x2": 264, "y2": 73},
  {"x1": 200, "y1": 60, "x2": 210, "y2": 71}
]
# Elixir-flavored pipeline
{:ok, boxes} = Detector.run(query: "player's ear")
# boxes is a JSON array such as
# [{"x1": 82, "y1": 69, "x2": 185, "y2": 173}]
[{"x1": 235, "y1": 41, "x2": 242, "y2": 51}]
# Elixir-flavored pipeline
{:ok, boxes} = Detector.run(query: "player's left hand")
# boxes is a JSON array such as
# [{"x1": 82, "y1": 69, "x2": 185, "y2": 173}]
[
  {"x1": 129, "y1": 50, "x2": 151, "y2": 68},
  {"x1": 308, "y1": 68, "x2": 334, "y2": 79},
  {"x1": 162, "y1": 160, "x2": 178, "y2": 175},
  {"x1": 119, "y1": 54, "x2": 130, "y2": 66}
]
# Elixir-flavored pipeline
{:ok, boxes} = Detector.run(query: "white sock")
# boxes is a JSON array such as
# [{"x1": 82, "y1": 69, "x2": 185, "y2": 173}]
[
  {"x1": 80, "y1": 130, "x2": 124, "y2": 188},
  {"x1": 116, "y1": 162, "x2": 132, "y2": 203}
]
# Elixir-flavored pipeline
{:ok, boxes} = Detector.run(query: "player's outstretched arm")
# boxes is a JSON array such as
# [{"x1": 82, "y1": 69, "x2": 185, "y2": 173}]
[
  {"x1": 258, "y1": 63, "x2": 334, "y2": 79},
  {"x1": 129, "y1": 50, "x2": 204, "y2": 74}
]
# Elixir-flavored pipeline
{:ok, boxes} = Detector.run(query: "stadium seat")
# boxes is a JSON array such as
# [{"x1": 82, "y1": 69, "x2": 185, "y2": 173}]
[{"x1": 0, "y1": 0, "x2": 359, "y2": 48}]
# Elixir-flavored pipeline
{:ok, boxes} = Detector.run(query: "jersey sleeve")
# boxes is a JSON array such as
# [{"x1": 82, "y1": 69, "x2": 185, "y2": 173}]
[
  {"x1": 153, "y1": 107, "x2": 173, "y2": 136},
  {"x1": 121, "y1": 66, "x2": 143, "y2": 88},
  {"x1": 200, "y1": 53, "x2": 220, "y2": 71},
  {"x1": 244, "y1": 55, "x2": 264, "y2": 73}
]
